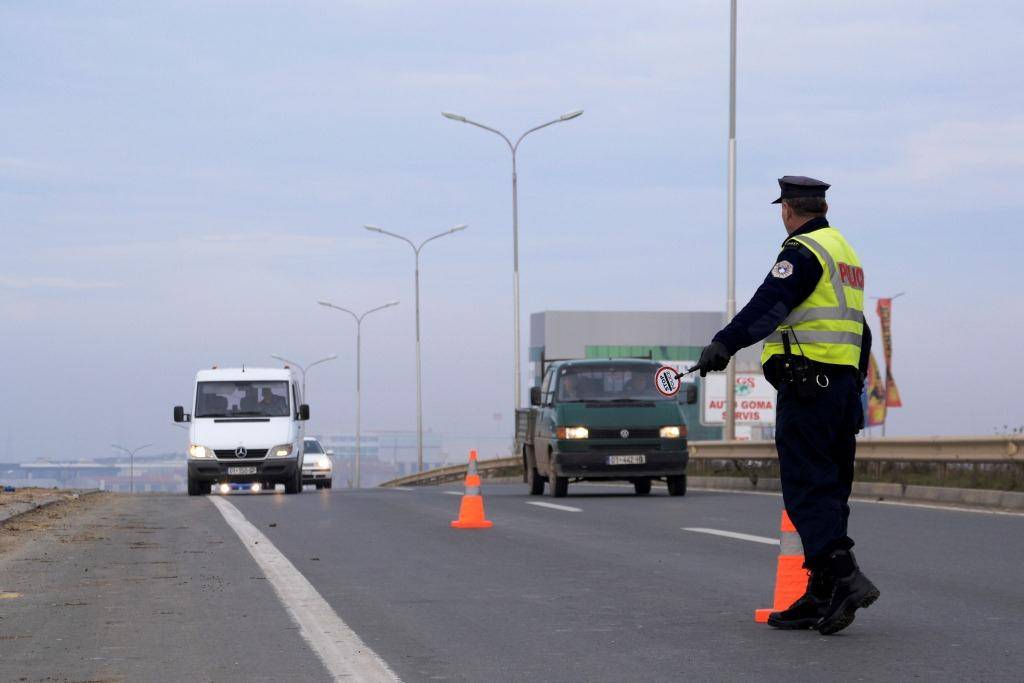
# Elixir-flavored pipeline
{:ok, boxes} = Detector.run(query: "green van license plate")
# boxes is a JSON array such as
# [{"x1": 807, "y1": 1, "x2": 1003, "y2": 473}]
[{"x1": 607, "y1": 455, "x2": 645, "y2": 465}]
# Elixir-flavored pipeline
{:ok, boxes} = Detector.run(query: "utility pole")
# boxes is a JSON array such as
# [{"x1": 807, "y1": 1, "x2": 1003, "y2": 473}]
[{"x1": 724, "y1": 0, "x2": 738, "y2": 441}]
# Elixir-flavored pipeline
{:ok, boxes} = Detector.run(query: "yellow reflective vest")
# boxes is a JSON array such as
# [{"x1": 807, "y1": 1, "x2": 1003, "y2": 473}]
[{"x1": 761, "y1": 227, "x2": 865, "y2": 369}]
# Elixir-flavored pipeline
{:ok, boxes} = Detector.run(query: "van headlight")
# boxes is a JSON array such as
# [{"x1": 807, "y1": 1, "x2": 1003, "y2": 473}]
[
  {"x1": 660, "y1": 426, "x2": 686, "y2": 439},
  {"x1": 270, "y1": 444, "x2": 294, "y2": 458},
  {"x1": 556, "y1": 426, "x2": 589, "y2": 440},
  {"x1": 188, "y1": 444, "x2": 214, "y2": 459}
]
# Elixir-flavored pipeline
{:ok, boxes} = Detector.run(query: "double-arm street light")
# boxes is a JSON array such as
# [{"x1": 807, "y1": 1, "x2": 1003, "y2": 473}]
[
  {"x1": 318, "y1": 300, "x2": 399, "y2": 488},
  {"x1": 111, "y1": 443, "x2": 151, "y2": 495},
  {"x1": 442, "y1": 109, "x2": 583, "y2": 409},
  {"x1": 269, "y1": 354, "x2": 338, "y2": 400},
  {"x1": 364, "y1": 223, "x2": 468, "y2": 473}
]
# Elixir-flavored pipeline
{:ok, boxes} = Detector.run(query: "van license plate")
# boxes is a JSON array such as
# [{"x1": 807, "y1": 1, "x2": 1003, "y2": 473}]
[
  {"x1": 228, "y1": 467, "x2": 257, "y2": 475},
  {"x1": 607, "y1": 455, "x2": 645, "y2": 465}
]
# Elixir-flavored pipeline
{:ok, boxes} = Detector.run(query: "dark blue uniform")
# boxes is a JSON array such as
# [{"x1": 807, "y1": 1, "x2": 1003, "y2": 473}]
[{"x1": 712, "y1": 216, "x2": 872, "y2": 567}]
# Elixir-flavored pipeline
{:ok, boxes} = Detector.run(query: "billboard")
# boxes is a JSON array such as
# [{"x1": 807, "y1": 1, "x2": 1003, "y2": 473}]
[{"x1": 701, "y1": 373, "x2": 776, "y2": 426}]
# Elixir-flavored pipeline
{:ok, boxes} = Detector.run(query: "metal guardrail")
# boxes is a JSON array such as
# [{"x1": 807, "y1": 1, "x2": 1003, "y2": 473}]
[
  {"x1": 689, "y1": 436, "x2": 1022, "y2": 463},
  {"x1": 379, "y1": 436, "x2": 1024, "y2": 488},
  {"x1": 380, "y1": 457, "x2": 521, "y2": 488}
]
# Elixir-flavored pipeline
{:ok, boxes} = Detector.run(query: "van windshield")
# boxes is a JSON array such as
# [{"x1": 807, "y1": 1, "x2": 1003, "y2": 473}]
[
  {"x1": 195, "y1": 381, "x2": 291, "y2": 418},
  {"x1": 557, "y1": 365, "x2": 664, "y2": 402}
]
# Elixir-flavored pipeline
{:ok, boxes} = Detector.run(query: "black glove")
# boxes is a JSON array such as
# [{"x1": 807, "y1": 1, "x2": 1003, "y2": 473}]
[{"x1": 697, "y1": 341, "x2": 731, "y2": 376}]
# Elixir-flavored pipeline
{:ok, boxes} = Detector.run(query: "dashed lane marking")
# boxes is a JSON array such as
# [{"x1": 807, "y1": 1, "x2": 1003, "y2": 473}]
[
  {"x1": 442, "y1": 490, "x2": 463, "y2": 496},
  {"x1": 390, "y1": 487, "x2": 415, "y2": 491},
  {"x1": 526, "y1": 501, "x2": 583, "y2": 513},
  {"x1": 210, "y1": 497, "x2": 400, "y2": 682},
  {"x1": 683, "y1": 527, "x2": 779, "y2": 545}
]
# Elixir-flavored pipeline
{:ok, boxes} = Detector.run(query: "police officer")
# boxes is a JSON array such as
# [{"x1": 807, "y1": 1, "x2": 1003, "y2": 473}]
[{"x1": 697, "y1": 176, "x2": 880, "y2": 635}]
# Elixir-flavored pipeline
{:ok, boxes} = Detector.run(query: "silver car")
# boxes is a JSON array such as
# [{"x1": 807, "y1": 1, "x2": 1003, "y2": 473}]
[{"x1": 301, "y1": 437, "x2": 333, "y2": 489}]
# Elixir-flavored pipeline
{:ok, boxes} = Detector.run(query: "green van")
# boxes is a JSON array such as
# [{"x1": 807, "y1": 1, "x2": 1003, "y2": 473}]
[{"x1": 515, "y1": 359, "x2": 695, "y2": 498}]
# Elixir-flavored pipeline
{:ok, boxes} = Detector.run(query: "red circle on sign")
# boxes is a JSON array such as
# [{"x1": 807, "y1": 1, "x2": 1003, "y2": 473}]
[{"x1": 654, "y1": 366, "x2": 680, "y2": 397}]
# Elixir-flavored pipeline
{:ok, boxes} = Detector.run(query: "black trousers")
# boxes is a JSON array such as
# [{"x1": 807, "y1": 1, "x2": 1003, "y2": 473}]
[{"x1": 774, "y1": 369, "x2": 863, "y2": 568}]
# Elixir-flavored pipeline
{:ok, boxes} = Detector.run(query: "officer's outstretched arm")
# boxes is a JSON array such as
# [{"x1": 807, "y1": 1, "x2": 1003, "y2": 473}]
[{"x1": 710, "y1": 244, "x2": 823, "y2": 355}]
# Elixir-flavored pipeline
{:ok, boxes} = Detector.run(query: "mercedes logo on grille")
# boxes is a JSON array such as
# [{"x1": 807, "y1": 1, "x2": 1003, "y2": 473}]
[
  {"x1": 235, "y1": 446, "x2": 247, "y2": 459},
  {"x1": 620, "y1": 429, "x2": 630, "y2": 439}
]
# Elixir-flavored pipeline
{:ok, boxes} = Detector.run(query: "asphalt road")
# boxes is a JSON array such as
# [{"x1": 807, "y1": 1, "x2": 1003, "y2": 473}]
[{"x1": 2, "y1": 483, "x2": 1023, "y2": 682}]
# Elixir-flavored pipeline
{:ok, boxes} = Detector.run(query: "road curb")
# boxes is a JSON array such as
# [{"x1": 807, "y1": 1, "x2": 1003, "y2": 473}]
[
  {"x1": 689, "y1": 476, "x2": 1024, "y2": 511},
  {"x1": 0, "y1": 489, "x2": 101, "y2": 526}
]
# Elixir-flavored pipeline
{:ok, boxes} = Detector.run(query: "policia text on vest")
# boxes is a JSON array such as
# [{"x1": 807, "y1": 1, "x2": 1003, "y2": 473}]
[{"x1": 696, "y1": 176, "x2": 880, "y2": 636}]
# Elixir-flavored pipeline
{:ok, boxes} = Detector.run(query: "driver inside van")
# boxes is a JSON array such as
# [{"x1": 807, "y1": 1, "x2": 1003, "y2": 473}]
[
  {"x1": 560, "y1": 375, "x2": 580, "y2": 400},
  {"x1": 258, "y1": 387, "x2": 288, "y2": 415},
  {"x1": 625, "y1": 372, "x2": 650, "y2": 397}
]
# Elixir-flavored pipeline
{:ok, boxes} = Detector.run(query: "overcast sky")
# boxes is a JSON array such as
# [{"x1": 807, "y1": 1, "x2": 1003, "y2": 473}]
[{"x1": 2, "y1": 1, "x2": 1022, "y2": 462}]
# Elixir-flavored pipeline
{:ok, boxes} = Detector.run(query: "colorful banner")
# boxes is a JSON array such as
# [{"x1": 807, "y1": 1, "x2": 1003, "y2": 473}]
[
  {"x1": 865, "y1": 353, "x2": 887, "y2": 427},
  {"x1": 876, "y1": 298, "x2": 903, "y2": 408}
]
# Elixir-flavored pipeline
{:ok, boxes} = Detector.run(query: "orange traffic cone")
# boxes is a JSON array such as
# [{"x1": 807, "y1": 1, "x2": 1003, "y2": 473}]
[
  {"x1": 754, "y1": 510, "x2": 808, "y2": 623},
  {"x1": 450, "y1": 450, "x2": 493, "y2": 529}
]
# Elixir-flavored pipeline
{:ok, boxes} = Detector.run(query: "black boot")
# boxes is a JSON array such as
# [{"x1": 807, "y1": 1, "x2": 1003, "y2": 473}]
[
  {"x1": 767, "y1": 569, "x2": 833, "y2": 629},
  {"x1": 817, "y1": 549, "x2": 880, "y2": 635}
]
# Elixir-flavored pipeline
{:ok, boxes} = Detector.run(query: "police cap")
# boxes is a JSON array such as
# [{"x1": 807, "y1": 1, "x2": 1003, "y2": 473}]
[{"x1": 771, "y1": 176, "x2": 830, "y2": 204}]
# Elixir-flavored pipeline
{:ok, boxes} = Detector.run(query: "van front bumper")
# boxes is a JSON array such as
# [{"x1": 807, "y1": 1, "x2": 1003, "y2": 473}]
[
  {"x1": 552, "y1": 448, "x2": 688, "y2": 479},
  {"x1": 188, "y1": 459, "x2": 299, "y2": 483}
]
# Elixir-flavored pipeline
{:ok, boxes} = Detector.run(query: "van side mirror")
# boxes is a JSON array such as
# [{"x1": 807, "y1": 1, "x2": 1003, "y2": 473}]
[
  {"x1": 685, "y1": 385, "x2": 698, "y2": 405},
  {"x1": 173, "y1": 406, "x2": 190, "y2": 423},
  {"x1": 530, "y1": 386, "x2": 542, "y2": 406},
  {"x1": 326, "y1": 449, "x2": 335, "y2": 456},
  {"x1": 298, "y1": 404, "x2": 310, "y2": 421}
]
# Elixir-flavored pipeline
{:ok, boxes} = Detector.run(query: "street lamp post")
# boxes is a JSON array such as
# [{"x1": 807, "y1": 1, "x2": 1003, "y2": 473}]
[
  {"x1": 111, "y1": 443, "x2": 151, "y2": 495},
  {"x1": 725, "y1": 0, "x2": 738, "y2": 441},
  {"x1": 269, "y1": 354, "x2": 339, "y2": 400},
  {"x1": 318, "y1": 300, "x2": 398, "y2": 488},
  {"x1": 364, "y1": 224, "x2": 467, "y2": 474},
  {"x1": 442, "y1": 109, "x2": 583, "y2": 410}
]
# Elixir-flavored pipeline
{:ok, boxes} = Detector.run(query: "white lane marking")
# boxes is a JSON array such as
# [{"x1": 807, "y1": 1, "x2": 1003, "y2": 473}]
[
  {"x1": 442, "y1": 490, "x2": 463, "y2": 496},
  {"x1": 390, "y1": 487, "x2": 415, "y2": 491},
  {"x1": 683, "y1": 527, "x2": 779, "y2": 545},
  {"x1": 692, "y1": 486, "x2": 1024, "y2": 517},
  {"x1": 210, "y1": 497, "x2": 400, "y2": 682},
  {"x1": 526, "y1": 501, "x2": 583, "y2": 513}
]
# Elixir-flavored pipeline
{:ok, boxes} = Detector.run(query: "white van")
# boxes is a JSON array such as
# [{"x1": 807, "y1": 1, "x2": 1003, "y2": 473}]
[{"x1": 174, "y1": 367, "x2": 310, "y2": 496}]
